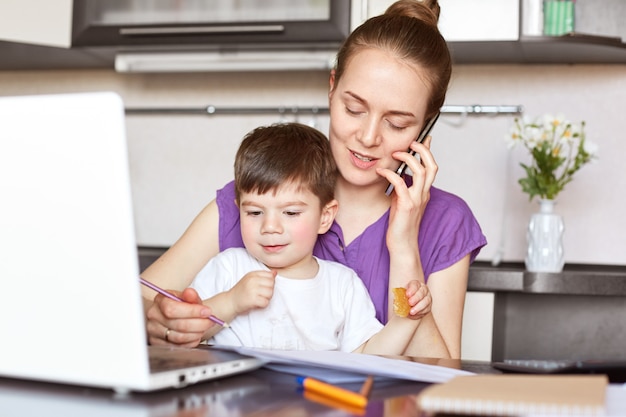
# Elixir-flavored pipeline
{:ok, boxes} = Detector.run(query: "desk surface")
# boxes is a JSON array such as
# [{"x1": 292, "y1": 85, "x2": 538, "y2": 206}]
[{"x1": 0, "y1": 359, "x2": 498, "y2": 417}]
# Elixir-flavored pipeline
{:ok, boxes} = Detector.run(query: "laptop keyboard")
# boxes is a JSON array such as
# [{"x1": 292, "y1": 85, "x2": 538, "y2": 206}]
[
  {"x1": 148, "y1": 346, "x2": 219, "y2": 372},
  {"x1": 149, "y1": 355, "x2": 213, "y2": 372}
]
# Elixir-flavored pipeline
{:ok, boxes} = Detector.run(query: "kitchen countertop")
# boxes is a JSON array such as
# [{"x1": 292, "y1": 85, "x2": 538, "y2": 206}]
[
  {"x1": 468, "y1": 261, "x2": 626, "y2": 296},
  {"x1": 137, "y1": 247, "x2": 626, "y2": 297}
]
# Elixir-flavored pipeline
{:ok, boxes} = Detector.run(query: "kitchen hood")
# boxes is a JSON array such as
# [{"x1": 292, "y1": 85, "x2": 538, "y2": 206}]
[
  {"x1": 114, "y1": 49, "x2": 337, "y2": 72},
  {"x1": 72, "y1": 0, "x2": 351, "y2": 72}
]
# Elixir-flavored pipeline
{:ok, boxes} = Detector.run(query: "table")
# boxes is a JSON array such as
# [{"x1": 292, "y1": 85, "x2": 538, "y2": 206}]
[{"x1": 0, "y1": 359, "x2": 498, "y2": 417}]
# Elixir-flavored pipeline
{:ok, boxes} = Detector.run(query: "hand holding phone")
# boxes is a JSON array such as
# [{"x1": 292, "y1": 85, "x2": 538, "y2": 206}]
[{"x1": 385, "y1": 112, "x2": 440, "y2": 196}]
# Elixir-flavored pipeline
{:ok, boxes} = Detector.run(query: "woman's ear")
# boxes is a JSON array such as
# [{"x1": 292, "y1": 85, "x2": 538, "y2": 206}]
[
  {"x1": 328, "y1": 69, "x2": 336, "y2": 99},
  {"x1": 318, "y1": 199, "x2": 339, "y2": 234}
]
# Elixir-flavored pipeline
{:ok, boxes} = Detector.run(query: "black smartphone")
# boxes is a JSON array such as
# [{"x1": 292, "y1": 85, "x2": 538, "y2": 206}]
[{"x1": 385, "y1": 112, "x2": 440, "y2": 196}]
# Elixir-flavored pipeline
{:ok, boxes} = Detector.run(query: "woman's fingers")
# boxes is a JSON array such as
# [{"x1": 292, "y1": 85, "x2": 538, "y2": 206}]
[
  {"x1": 146, "y1": 292, "x2": 215, "y2": 346},
  {"x1": 403, "y1": 138, "x2": 438, "y2": 191}
]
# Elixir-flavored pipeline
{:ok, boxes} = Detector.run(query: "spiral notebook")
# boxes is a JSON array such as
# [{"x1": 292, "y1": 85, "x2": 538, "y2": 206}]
[{"x1": 417, "y1": 374, "x2": 608, "y2": 416}]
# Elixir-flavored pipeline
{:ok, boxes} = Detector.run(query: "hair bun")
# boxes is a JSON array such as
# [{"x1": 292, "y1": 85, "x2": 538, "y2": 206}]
[{"x1": 384, "y1": 0, "x2": 440, "y2": 27}]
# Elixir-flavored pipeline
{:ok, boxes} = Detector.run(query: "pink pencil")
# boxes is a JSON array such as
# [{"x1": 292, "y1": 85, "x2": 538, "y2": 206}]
[{"x1": 139, "y1": 277, "x2": 229, "y2": 327}]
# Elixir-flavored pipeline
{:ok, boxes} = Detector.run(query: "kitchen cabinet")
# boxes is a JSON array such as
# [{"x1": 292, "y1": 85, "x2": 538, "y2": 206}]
[
  {"x1": 352, "y1": 0, "x2": 626, "y2": 64},
  {"x1": 0, "y1": 0, "x2": 72, "y2": 48},
  {"x1": 439, "y1": 0, "x2": 519, "y2": 42},
  {"x1": 0, "y1": 0, "x2": 625, "y2": 71}
]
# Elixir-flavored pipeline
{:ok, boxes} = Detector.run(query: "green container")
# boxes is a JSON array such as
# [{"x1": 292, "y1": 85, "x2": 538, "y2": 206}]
[{"x1": 543, "y1": 0, "x2": 575, "y2": 36}]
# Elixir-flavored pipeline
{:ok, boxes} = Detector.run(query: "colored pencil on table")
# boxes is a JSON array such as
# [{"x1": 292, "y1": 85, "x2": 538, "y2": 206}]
[
  {"x1": 359, "y1": 375, "x2": 374, "y2": 398},
  {"x1": 297, "y1": 376, "x2": 368, "y2": 408}
]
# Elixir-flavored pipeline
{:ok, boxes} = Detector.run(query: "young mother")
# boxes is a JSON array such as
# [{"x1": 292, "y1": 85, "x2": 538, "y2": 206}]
[{"x1": 141, "y1": 0, "x2": 486, "y2": 359}]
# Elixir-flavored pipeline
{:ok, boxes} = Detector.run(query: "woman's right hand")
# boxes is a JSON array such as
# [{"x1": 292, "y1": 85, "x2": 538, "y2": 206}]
[
  {"x1": 378, "y1": 135, "x2": 438, "y2": 257},
  {"x1": 145, "y1": 287, "x2": 216, "y2": 348}
]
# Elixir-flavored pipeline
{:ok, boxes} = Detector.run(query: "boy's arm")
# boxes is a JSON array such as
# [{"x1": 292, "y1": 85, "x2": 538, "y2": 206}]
[
  {"x1": 353, "y1": 315, "x2": 421, "y2": 355},
  {"x1": 200, "y1": 291, "x2": 239, "y2": 340},
  {"x1": 200, "y1": 269, "x2": 276, "y2": 341},
  {"x1": 353, "y1": 280, "x2": 431, "y2": 355}
]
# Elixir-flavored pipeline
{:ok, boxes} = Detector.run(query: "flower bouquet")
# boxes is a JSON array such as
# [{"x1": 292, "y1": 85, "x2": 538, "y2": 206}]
[
  {"x1": 506, "y1": 114, "x2": 598, "y2": 201},
  {"x1": 507, "y1": 113, "x2": 598, "y2": 272}
]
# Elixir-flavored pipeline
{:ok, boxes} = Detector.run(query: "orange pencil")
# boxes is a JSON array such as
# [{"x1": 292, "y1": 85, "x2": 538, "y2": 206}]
[
  {"x1": 296, "y1": 376, "x2": 368, "y2": 408},
  {"x1": 303, "y1": 390, "x2": 366, "y2": 415}
]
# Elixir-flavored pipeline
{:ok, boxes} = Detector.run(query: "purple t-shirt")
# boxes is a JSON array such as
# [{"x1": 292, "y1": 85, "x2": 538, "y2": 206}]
[{"x1": 217, "y1": 180, "x2": 486, "y2": 323}]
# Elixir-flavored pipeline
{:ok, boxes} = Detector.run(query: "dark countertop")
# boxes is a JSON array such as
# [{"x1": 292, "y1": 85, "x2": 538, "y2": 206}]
[
  {"x1": 138, "y1": 247, "x2": 626, "y2": 297},
  {"x1": 468, "y1": 261, "x2": 626, "y2": 296}
]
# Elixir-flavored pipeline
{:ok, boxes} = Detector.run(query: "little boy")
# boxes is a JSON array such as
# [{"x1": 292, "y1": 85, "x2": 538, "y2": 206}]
[{"x1": 191, "y1": 123, "x2": 429, "y2": 354}]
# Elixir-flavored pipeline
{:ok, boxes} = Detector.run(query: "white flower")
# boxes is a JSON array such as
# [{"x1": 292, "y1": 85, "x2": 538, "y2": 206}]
[
  {"x1": 583, "y1": 139, "x2": 599, "y2": 158},
  {"x1": 507, "y1": 113, "x2": 598, "y2": 201}
]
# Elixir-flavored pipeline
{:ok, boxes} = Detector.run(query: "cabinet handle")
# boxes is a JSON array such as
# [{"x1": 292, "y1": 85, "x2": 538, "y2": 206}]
[{"x1": 119, "y1": 25, "x2": 285, "y2": 36}]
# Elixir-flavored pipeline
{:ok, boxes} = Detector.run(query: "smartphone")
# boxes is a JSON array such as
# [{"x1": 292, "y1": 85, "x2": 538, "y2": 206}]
[{"x1": 385, "y1": 112, "x2": 440, "y2": 196}]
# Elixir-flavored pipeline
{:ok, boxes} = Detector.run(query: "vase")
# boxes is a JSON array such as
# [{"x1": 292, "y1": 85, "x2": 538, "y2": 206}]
[{"x1": 525, "y1": 199, "x2": 564, "y2": 272}]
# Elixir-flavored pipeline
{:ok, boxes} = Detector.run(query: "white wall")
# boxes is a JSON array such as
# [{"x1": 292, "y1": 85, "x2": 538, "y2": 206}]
[{"x1": 1, "y1": 64, "x2": 624, "y2": 266}]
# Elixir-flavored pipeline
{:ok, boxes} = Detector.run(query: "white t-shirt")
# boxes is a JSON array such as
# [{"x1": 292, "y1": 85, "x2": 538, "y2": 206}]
[{"x1": 190, "y1": 247, "x2": 383, "y2": 352}]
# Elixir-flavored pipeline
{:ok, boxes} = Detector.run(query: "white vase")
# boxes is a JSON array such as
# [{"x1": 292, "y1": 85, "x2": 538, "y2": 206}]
[{"x1": 525, "y1": 199, "x2": 564, "y2": 272}]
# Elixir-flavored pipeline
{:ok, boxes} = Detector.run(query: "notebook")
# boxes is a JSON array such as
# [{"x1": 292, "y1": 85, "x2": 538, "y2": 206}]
[
  {"x1": 417, "y1": 374, "x2": 608, "y2": 416},
  {"x1": 0, "y1": 91, "x2": 264, "y2": 393}
]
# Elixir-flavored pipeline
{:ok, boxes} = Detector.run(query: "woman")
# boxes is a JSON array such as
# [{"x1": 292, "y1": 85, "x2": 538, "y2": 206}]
[{"x1": 142, "y1": 0, "x2": 486, "y2": 359}]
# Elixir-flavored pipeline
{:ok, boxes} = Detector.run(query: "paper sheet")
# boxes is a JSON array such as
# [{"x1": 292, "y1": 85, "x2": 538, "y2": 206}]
[{"x1": 223, "y1": 346, "x2": 474, "y2": 384}]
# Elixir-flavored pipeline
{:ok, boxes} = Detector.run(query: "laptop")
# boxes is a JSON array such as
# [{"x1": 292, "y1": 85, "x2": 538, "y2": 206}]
[
  {"x1": 0, "y1": 91, "x2": 264, "y2": 393},
  {"x1": 0, "y1": 371, "x2": 272, "y2": 417}
]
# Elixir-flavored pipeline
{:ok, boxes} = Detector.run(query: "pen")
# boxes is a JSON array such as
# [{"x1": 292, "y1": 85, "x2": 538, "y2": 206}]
[
  {"x1": 139, "y1": 276, "x2": 229, "y2": 327},
  {"x1": 296, "y1": 376, "x2": 368, "y2": 409}
]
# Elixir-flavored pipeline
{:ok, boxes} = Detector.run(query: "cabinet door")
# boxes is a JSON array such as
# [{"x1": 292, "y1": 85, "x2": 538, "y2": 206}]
[
  {"x1": 439, "y1": 0, "x2": 519, "y2": 41},
  {"x1": 351, "y1": 0, "x2": 519, "y2": 41},
  {"x1": 0, "y1": 0, "x2": 72, "y2": 48}
]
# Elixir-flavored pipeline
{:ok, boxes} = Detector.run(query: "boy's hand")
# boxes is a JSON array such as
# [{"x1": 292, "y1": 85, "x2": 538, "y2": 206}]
[
  {"x1": 405, "y1": 280, "x2": 432, "y2": 320},
  {"x1": 228, "y1": 269, "x2": 276, "y2": 314}
]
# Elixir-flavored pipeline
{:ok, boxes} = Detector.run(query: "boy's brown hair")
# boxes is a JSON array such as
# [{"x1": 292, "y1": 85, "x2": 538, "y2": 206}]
[{"x1": 234, "y1": 123, "x2": 337, "y2": 207}]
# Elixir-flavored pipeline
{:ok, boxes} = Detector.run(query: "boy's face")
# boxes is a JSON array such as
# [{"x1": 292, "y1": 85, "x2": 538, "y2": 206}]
[{"x1": 238, "y1": 182, "x2": 336, "y2": 278}]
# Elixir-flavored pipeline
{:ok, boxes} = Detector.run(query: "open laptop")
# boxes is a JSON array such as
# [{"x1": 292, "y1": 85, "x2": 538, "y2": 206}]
[{"x1": 0, "y1": 91, "x2": 264, "y2": 393}]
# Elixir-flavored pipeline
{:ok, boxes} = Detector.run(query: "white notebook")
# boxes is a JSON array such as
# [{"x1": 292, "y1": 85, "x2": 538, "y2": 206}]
[{"x1": 0, "y1": 91, "x2": 264, "y2": 393}]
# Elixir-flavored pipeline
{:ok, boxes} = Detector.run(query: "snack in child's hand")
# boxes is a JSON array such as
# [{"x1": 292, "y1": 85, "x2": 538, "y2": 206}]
[{"x1": 392, "y1": 287, "x2": 410, "y2": 317}]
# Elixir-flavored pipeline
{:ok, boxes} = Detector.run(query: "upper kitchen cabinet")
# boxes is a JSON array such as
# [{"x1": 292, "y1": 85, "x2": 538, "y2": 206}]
[
  {"x1": 352, "y1": 0, "x2": 626, "y2": 64},
  {"x1": 1, "y1": 0, "x2": 625, "y2": 71},
  {"x1": 439, "y1": 0, "x2": 520, "y2": 42},
  {"x1": 0, "y1": 0, "x2": 115, "y2": 70},
  {"x1": 0, "y1": 0, "x2": 72, "y2": 48}
]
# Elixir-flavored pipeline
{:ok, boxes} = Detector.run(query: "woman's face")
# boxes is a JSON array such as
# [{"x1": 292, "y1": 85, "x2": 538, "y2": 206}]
[{"x1": 328, "y1": 47, "x2": 431, "y2": 189}]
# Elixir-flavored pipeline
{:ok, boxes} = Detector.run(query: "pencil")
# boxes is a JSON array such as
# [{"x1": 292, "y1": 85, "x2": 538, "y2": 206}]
[
  {"x1": 359, "y1": 375, "x2": 374, "y2": 398},
  {"x1": 139, "y1": 277, "x2": 229, "y2": 327},
  {"x1": 303, "y1": 390, "x2": 366, "y2": 415},
  {"x1": 296, "y1": 376, "x2": 368, "y2": 409}
]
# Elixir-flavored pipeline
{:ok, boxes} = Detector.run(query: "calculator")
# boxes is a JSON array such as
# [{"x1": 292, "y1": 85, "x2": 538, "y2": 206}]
[{"x1": 492, "y1": 359, "x2": 626, "y2": 382}]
